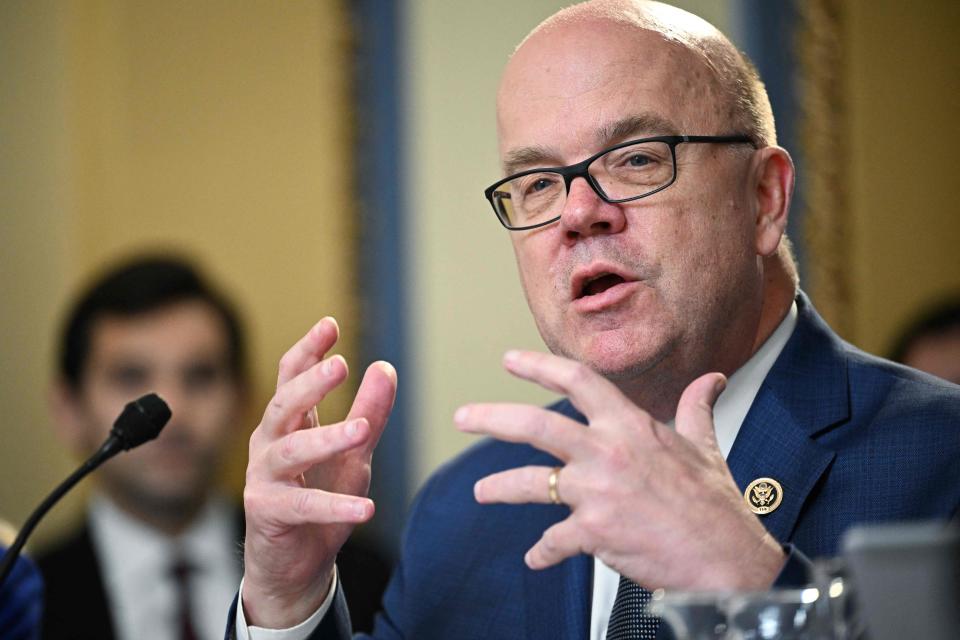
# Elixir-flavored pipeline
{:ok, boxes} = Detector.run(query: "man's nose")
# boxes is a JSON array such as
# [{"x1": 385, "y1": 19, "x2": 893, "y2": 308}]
[
  {"x1": 152, "y1": 380, "x2": 188, "y2": 429},
  {"x1": 558, "y1": 177, "x2": 627, "y2": 242}
]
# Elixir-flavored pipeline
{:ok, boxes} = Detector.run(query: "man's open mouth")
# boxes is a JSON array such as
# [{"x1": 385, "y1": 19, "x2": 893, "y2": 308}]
[{"x1": 578, "y1": 273, "x2": 627, "y2": 298}]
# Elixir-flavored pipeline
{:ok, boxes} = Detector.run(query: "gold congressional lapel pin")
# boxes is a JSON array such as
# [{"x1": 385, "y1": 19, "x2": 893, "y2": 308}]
[{"x1": 744, "y1": 477, "x2": 783, "y2": 515}]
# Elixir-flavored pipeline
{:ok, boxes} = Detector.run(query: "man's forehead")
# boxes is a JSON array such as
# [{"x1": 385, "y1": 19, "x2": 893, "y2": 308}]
[
  {"x1": 495, "y1": 19, "x2": 723, "y2": 165},
  {"x1": 88, "y1": 304, "x2": 229, "y2": 357}
]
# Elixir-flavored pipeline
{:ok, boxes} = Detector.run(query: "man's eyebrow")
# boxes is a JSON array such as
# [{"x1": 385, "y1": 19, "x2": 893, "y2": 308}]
[
  {"x1": 500, "y1": 114, "x2": 679, "y2": 176},
  {"x1": 597, "y1": 114, "x2": 679, "y2": 146},
  {"x1": 502, "y1": 145, "x2": 556, "y2": 176}
]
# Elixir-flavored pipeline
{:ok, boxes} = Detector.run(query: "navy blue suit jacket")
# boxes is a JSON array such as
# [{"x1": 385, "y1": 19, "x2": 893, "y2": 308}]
[{"x1": 233, "y1": 294, "x2": 960, "y2": 639}]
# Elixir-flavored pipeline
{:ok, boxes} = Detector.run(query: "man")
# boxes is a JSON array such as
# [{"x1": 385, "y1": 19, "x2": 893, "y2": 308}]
[
  {"x1": 890, "y1": 297, "x2": 960, "y2": 385},
  {"x1": 232, "y1": 2, "x2": 960, "y2": 638},
  {"x1": 38, "y1": 256, "x2": 388, "y2": 640}
]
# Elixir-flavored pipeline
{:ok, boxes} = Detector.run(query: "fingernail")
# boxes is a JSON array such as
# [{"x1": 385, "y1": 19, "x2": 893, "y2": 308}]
[
  {"x1": 346, "y1": 419, "x2": 359, "y2": 437},
  {"x1": 355, "y1": 500, "x2": 372, "y2": 519},
  {"x1": 715, "y1": 376, "x2": 727, "y2": 395},
  {"x1": 454, "y1": 406, "x2": 469, "y2": 426},
  {"x1": 316, "y1": 316, "x2": 338, "y2": 337},
  {"x1": 503, "y1": 350, "x2": 520, "y2": 365},
  {"x1": 376, "y1": 361, "x2": 397, "y2": 381},
  {"x1": 325, "y1": 355, "x2": 345, "y2": 376}
]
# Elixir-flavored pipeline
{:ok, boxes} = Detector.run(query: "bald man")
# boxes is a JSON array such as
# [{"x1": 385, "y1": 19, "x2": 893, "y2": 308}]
[{"x1": 230, "y1": 2, "x2": 960, "y2": 638}]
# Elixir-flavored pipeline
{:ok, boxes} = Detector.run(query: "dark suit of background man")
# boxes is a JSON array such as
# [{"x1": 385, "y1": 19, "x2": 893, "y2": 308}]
[
  {"x1": 228, "y1": 1, "x2": 960, "y2": 638},
  {"x1": 36, "y1": 256, "x2": 389, "y2": 640}
]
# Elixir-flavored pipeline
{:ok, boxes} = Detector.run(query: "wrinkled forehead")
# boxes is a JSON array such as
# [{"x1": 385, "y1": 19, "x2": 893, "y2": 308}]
[{"x1": 496, "y1": 19, "x2": 727, "y2": 162}]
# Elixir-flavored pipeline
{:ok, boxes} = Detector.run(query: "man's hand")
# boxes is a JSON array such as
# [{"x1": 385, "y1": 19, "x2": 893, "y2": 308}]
[
  {"x1": 455, "y1": 350, "x2": 784, "y2": 591},
  {"x1": 241, "y1": 317, "x2": 397, "y2": 628}
]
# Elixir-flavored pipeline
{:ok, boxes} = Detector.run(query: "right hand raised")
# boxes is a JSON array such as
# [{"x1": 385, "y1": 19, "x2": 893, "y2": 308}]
[{"x1": 240, "y1": 317, "x2": 397, "y2": 628}]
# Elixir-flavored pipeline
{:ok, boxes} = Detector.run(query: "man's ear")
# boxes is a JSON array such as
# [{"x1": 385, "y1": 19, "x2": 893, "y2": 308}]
[
  {"x1": 49, "y1": 379, "x2": 90, "y2": 455},
  {"x1": 751, "y1": 146, "x2": 795, "y2": 257}
]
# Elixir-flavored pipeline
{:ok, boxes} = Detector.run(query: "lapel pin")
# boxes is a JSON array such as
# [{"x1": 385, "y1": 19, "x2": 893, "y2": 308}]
[{"x1": 744, "y1": 477, "x2": 783, "y2": 515}]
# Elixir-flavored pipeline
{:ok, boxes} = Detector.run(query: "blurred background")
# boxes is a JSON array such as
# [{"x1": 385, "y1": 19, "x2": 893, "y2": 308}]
[{"x1": 2, "y1": 0, "x2": 958, "y2": 560}]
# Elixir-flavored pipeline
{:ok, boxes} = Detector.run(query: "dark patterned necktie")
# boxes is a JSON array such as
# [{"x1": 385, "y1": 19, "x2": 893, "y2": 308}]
[
  {"x1": 605, "y1": 575, "x2": 661, "y2": 639},
  {"x1": 170, "y1": 557, "x2": 199, "y2": 640}
]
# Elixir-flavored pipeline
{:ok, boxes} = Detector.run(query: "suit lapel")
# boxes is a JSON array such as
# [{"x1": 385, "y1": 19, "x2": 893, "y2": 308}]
[
  {"x1": 727, "y1": 293, "x2": 849, "y2": 542},
  {"x1": 38, "y1": 525, "x2": 117, "y2": 640}
]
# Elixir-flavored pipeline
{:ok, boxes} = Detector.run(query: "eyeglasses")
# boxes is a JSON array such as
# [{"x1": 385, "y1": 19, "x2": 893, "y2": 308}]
[{"x1": 483, "y1": 135, "x2": 755, "y2": 231}]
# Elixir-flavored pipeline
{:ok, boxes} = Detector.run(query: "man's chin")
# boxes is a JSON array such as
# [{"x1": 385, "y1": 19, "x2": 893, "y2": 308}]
[
  {"x1": 555, "y1": 337, "x2": 666, "y2": 383},
  {"x1": 105, "y1": 469, "x2": 212, "y2": 516},
  {"x1": 114, "y1": 484, "x2": 209, "y2": 521}
]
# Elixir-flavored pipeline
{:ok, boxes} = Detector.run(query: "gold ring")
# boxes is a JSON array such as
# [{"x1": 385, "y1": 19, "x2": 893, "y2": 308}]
[{"x1": 547, "y1": 466, "x2": 563, "y2": 505}]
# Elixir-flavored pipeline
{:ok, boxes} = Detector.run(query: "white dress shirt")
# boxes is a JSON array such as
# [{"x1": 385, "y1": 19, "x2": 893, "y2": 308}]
[
  {"x1": 89, "y1": 493, "x2": 242, "y2": 640},
  {"x1": 239, "y1": 302, "x2": 798, "y2": 639}
]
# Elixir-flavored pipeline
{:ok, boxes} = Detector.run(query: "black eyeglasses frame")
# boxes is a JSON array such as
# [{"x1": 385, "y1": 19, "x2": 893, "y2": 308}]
[{"x1": 483, "y1": 134, "x2": 755, "y2": 231}]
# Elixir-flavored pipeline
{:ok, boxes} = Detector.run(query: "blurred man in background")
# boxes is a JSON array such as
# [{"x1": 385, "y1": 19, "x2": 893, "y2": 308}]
[
  {"x1": 890, "y1": 296, "x2": 960, "y2": 385},
  {"x1": 37, "y1": 256, "x2": 389, "y2": 639}
]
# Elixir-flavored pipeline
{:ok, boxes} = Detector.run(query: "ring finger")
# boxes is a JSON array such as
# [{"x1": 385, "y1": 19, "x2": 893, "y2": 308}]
[{"x1": 474, "y1": 465, "x2": 576, "y2": 506}]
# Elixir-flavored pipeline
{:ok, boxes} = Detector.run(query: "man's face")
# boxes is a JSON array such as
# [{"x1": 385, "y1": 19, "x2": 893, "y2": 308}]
[
  {"x1": 496, "y1": 22, "x2": 767, "y2": 395},
  {"x1": 59, "y1": 300, "x2": 243, "y2": 519},
  {"x1": 902, "y1": 329, "x2": 960, "y2": 385}
]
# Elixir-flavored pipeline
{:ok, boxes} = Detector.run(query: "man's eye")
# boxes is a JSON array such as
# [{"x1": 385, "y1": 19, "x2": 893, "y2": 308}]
[
  {"x1": 530, "y1": 178, "x2": 553, "y2": 193},
  {"x1": 107, "y1": 366, "x2": 148, "y2": 389},
  {"x1": 183, "y1": 364, "x2": 219, "y2": 390},
  {"x1": 626, "y1": 154, "x2": 653, "y2": 167},
  {"x1": 520, "y1": 175, "x2": 559, "y2": 197}
]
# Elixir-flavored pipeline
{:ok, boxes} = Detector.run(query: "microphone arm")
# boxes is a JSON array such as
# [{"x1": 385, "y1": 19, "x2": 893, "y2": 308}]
[{"x1": 0, "y1": 393, "x2": 171, "y2": 586}]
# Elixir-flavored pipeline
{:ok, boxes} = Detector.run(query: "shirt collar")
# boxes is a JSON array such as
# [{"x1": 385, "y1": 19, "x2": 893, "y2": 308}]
[
  {"x1": 88, "y1": 493, "x2": 237, "y2": 584},
  {"x1": 712, "y1": 300, "x2": 798, "y2": 459}
]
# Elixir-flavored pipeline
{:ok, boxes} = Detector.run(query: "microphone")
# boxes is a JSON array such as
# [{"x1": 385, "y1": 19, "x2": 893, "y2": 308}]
[{"x1": 0, "y1": 393, "x2": 171, "y2": 586}]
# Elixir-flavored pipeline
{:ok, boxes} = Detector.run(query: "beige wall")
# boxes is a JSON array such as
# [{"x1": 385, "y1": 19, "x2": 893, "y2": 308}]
[
  {"x1": 1, "y1": 0, "x2": 76, "y2": 543},
  {"x1": 0, "y1": 0, "x2": 356, "y2": 545},
  {"x1": 845, "y1": 1, "x2": 960, "y2": 354},
  {"x1": 405, "y1": 0, "x2": 733, "y2": 487}
]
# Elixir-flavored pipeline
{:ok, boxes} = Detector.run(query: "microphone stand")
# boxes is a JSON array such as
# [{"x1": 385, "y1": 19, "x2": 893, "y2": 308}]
[
  {"x1": 0, "y1": 393, "x2": 170, "y2": 587},
  {"x1": 0, "y1": 438, "x2": 121, "y2": 585}
]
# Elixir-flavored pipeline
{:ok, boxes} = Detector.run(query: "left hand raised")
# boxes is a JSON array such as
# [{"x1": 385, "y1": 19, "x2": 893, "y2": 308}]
[{"x1": 454, "y1": 350, "x2": 785, "y2": 591}]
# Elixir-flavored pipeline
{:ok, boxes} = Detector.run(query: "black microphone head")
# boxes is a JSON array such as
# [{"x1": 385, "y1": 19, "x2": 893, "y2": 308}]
[{"x1": 110, "y1": 393, "x2": 172, "y2": 451}]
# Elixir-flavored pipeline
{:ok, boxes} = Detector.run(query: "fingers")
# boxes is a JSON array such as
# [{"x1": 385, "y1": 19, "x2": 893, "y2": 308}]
[
  {"x1": 501, "y1": 350, "x2": 633, "y2": 419},
  {"x1": 674, "y1": 372, "x2": 726, "y2": 450},
  {"x1": 474, "y1": 465, "x2": 566, "y2": 505},
  {"x1": 345, "y1": 361, "x2": 398, "y2": 453},
  {"x1": 524, "y1": 519, "x2": 583, "y2": 570},
  {"x1": 248, "y1": 484, "x2": 374, "y2": 527},
  {"x1": 261, "y1": 354, "x2": 349, "y2": 438},
  {"x1": 277, "y1": 317, "x2": 341, "y2": 386},
  {"x1": 265, "y1": 418, "x2": 371, "y2": 479},
  {"x1": 455, "y1": 403, "x2": 587, "y2": 462}
]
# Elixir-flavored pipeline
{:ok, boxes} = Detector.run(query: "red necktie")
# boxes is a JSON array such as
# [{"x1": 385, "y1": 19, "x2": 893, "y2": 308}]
[{"x1": 170, "y1": 557, "x2": 199, "y2": 640}]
